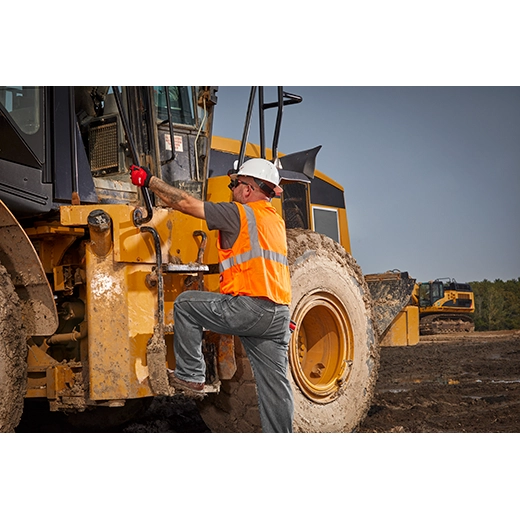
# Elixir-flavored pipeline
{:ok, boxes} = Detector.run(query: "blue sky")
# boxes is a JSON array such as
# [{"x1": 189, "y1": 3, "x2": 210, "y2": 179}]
[{"x1": 213, "y1": 86, "x2": 520, "y2": 284}]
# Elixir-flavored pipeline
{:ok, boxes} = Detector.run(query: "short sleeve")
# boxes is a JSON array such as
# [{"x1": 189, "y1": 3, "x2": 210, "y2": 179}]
[{"x1": 204, "y1": 201, "x2": 241, "y2": 249}]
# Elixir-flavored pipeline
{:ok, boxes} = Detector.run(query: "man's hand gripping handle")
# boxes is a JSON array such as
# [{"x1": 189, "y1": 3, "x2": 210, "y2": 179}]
[{"x1": 130, "y1": 165, "x2": 152, "y2": 188}]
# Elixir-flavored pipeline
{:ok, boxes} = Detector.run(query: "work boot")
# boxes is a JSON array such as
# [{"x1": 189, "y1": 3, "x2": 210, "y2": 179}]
[{"x1": 168, "y1": 372, "x2": 206, "y2": 400}]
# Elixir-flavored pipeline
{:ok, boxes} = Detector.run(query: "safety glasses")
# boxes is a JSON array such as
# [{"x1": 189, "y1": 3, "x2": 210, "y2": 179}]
[{"x1": 228, "y1": 178, "x2": 255, "y2": 191}]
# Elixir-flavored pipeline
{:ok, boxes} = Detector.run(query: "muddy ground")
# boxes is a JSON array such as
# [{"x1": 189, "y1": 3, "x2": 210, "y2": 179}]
[
  {"x1": 16, "y1": 330, "x2": 520, "y2": 433},
  {"x1": 357, "y1": 329, "x2": 520, "y2": 433}
]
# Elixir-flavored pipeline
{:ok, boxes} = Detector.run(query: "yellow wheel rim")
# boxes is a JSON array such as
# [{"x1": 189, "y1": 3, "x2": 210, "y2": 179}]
[{"x1": 290, "y1": 290, "x2": 353, "y2": 403}]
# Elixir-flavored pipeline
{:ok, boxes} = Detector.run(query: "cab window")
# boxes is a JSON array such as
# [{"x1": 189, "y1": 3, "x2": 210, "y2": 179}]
[
  {"x1": 419, "y1": 284, "x2": 431, "y2": 307},
  {"x1": 313, "y1": 206, "x2": 339, "y2": 242},
  {"x1": 154, "y1": 87, "x2": 195, "y2": 126},
  {"x1": 431, "y1": 282, "x2": 443, "y2": 303},
  {"x1": 0, "y1": 86, "x2": 41, "y2": 135}
]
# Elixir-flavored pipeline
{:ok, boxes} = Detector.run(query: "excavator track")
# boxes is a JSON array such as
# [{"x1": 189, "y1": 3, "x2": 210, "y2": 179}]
[{"x1": 420, "y1": 314, "x2": 475, "y2": 335}]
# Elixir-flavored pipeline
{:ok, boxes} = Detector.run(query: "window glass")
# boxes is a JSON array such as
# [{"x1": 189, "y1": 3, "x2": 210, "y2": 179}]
[
  {"x1": 0, "y1": 86, "x2": 40, "y2": 135},
  {"x1": 419, "y1": 284, "x2": 431, "y2": 307},
  {"x1": 310, "y1": 176, "x2": 345, "y2": 208},
  {"x1": 154, "y1": 86, "x2": 195, "y2": 126},
  {"x1": 313, "y1": 207, "x2": 339, "y2": 242},
  {"x1": 283, "y1": 183, "x2": 309, "y2": 229},
  {"x1": 431, "y1": 282, "x2": 443, "y2": 302}
]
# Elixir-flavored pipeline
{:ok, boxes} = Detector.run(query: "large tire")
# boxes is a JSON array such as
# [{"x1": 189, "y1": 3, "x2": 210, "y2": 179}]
[
  {"x1": 198, "y1": 229, "x2": 379, "y2": 433},
  {"x1": 0, "y1": 264, "x2": 27, "y2": 433},
  {"x1": 197, "y1": 337, "x2": 263, "y2": 433},
  {"x1": 286, "y1": 229, "x2": 379, "y2": 432}
]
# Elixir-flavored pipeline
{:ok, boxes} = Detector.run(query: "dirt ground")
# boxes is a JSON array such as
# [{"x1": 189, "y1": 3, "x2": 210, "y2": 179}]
[
  {"x1": 16, "y1": 329, "x2": 520, "y2": 433},
  {"x1": 357, "y1": 329, "x2": 520, "y2": 433}
]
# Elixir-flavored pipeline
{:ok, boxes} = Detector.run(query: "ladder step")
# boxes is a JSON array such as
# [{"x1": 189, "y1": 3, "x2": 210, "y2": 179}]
[{"x1": 162, "y1": 263, "x2": 209, "y2": 274}]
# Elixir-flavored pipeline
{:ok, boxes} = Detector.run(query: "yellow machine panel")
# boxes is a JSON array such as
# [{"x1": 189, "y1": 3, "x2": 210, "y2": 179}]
[
  {"x1": 60, "y1": 204, "x2": 222, "y2": 401},
  {"x1": 379, "y1": 305, "x2": 419, "y2": 347}
]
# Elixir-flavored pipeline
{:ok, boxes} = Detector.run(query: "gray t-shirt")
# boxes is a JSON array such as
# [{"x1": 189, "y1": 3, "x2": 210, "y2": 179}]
[{"x1": 203, "y1": 201, "x2": 241, "y2": 249}]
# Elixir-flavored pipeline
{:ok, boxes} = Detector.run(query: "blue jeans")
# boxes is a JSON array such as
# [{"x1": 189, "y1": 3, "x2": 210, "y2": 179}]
[{"x1": 173, "y1": 291, "x2": 294, "y2": 433}]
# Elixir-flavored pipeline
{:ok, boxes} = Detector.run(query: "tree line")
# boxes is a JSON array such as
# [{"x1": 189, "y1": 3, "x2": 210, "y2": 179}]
[{"x1": 470, "y1": 278, "x2": 520, "y2": 331}]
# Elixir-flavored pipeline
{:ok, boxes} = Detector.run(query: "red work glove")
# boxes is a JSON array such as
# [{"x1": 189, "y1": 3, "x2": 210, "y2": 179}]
[{"x1": 130, "y1": 165, "x2": 152, "y2": 188}]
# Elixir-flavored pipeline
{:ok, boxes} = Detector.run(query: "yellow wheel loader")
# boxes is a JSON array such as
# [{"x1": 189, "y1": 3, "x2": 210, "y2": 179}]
[{"x1": 0, "y1": 86, "x2": 415, "y2": 433}]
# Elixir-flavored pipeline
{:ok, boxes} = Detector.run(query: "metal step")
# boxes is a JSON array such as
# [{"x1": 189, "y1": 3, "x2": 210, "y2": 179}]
[{"x1": 162, "y1": 263, "x2": 209, "y2": 274}]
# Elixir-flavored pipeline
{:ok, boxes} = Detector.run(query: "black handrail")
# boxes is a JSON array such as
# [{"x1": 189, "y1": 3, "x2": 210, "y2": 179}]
[
  {"x1": 238, "y1": 87, "x2": 303, "y2": 168},
  {"x1": 237, "y1": 87, "x2": 257, "y2": 170},
  {"x1": 162, "y1": 86, "x2": 176, "y2": 165},
  {"x1": 112, "y1": 86, "x2": 153, "y2": 226},
  {"x1": 140, "y1": 226, "x2": 164, "y2": 325}
]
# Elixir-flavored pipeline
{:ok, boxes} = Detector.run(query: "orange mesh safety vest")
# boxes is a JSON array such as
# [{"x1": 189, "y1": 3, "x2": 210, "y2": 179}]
[{"x1": 218, "y1": 201, "x2": 291, "y2": 305}]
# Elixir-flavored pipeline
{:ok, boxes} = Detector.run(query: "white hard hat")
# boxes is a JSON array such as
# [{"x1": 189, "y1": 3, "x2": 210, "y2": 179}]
[{"x1": 233, "y1": 158, "x2": 283, "y2": 196}]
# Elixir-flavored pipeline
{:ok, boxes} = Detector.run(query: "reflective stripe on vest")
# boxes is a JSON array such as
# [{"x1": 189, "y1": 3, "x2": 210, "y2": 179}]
[{"x1": 219, "y1": 205, "x2": 288, "y2": 272}]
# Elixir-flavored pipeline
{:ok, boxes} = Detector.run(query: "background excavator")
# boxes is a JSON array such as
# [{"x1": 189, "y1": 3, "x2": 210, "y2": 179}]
[
  {"x1": 0, "y1": 86, "x2": 417, "y2": 433},
  {"x1": 413, "y1": 278, "x2": 475, "y2": 335}
]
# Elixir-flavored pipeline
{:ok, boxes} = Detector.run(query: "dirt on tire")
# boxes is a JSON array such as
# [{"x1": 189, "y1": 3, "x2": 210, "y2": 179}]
[{"x1": 0, "y1": 264, "x2": 27, "y2": 433}]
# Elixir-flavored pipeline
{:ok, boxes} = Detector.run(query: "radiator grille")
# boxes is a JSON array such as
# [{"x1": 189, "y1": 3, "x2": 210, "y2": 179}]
[{"x1": 89, "y1": 121, "x2": 119, "y2": 174}]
